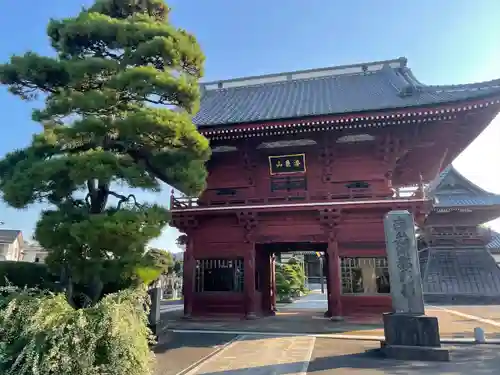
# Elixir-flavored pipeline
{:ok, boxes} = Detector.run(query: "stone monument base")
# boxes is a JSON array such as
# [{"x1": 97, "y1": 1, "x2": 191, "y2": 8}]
[{"x1": 381, "y1": 313, "x2": 450, "y2": 362}]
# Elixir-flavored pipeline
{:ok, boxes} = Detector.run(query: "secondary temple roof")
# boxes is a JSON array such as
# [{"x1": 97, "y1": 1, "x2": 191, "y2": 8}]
[
  {"x1": 428, "y1": 166, "x2": 500, "y2": 208},
  {"x1": 193, "y1": 57, "x2": 500, "y2": 127},
  {"x1": 488, "y1": 231, "x2": 500, "y2": 252}
]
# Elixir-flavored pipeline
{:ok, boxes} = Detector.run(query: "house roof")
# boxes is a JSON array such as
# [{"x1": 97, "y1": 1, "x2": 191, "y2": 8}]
[
  {"x1": 193, "y1": 57, "x2": 500, "y2": 127},
  {"x1": 0, "y1": 229, "x2": 21, "y2": 244},
  {"x1": 488, "y1": 231, "x2": 500, "y2": 251},
  {"x1": 428, "y1": 165, "x2": 500, "y2": 208}
]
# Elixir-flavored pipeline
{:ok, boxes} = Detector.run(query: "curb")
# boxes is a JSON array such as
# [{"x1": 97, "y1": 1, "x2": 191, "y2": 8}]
[{"x1": 169, "y1": 328, "x2": 500, "y2": 345}]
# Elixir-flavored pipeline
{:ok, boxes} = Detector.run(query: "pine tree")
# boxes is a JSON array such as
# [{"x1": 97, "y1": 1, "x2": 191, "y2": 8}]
[{"x1": 0, "y1": 0, "x2": 210, "y2": 307}]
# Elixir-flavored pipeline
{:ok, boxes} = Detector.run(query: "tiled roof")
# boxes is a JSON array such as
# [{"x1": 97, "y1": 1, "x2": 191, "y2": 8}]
[
  {"x1": 434, "y1": 195, "x2": 500, "y2": 207},
  {"x1": 0, "y1": 229, "x2": 20, "y2": 244},
  {"x1": 488, "y1": 231, "x2": 500, "y2": 251},
  {"x1": 428, "y1": 165, "x2": 500, "y2": 208},
  {"x1": 193, "y1": 57, "x2": 500, "y2": 127},
  {"x1": 426, "y1": 165, "x2": 454, "y2": 193}
]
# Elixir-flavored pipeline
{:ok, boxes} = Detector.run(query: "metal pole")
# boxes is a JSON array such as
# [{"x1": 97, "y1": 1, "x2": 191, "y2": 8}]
[
  {"x1": 302, "y1": 257, "x2": 306, "y2": 289},
  {"x1": 319, "y1": 256, "x2": 324, "y2": 294}
]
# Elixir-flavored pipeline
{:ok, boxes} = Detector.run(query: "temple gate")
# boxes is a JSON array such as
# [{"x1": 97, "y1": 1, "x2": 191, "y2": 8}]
[{"x1": 171, "y1": 57, "x2": 500, "y2": 318}]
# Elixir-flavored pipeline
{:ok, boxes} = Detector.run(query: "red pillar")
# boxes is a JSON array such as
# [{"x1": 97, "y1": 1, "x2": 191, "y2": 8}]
[
  {"x1": 327, "y1": 240, "x2": 343, "y2": 319},
  {"x1": 183, "y1": 237, "x2": 195, "y2": 319},
  {"x1": 244, "y1": 244, "x2": 257, "y2": 319}
]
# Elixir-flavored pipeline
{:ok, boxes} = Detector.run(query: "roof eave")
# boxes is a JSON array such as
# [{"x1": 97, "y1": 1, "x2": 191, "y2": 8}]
[{"x1": 195, "y1": 91, "x2": 500, "y2": 131}]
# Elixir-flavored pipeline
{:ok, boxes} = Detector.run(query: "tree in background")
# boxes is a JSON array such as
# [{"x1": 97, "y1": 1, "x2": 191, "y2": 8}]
[
  {"x1": 173, "y1": 260, "x2": 182, "y2": 275},
  {"x1": 0, "y1": 0, "x2": 210, "y2": 308},
  {"x1": 146, "y1": 248, "x2": 174, "y2": 273},
  {"x1": 287, "y1": 257, "x2": 306, "y2": 292},
  {"x1": 137, "y1": 248, "x2": 175, "y2": 285}
]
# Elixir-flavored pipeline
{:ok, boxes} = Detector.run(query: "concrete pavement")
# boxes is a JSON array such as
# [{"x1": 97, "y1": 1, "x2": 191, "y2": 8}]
[
  {"x1": 185, "y1": 335, "x2": 315, "y2": 375},
  {"x1": 154, "y1": 331, "x2": 500, "y2": 375},
  {"x1": 279, "y1": 290, "x2": 328, "y2": 311},
  {"x1": 161, "y1": 299, "x2": 184, "y2": 313},
  {"x1": 156, "y1": 293, "x2": 500, "y2": 374}
]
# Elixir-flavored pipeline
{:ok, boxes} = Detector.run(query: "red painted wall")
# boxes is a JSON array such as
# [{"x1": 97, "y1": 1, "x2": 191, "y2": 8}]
[
  {"x1": 202, "y1": 134, "x2": 394, "y2": 205},
  {"x1": 189, "y1": 206, "x2": 396, "y2": 317},
  {"x1": 182, "y1": 131, "x2": 430, "y2": 317}
]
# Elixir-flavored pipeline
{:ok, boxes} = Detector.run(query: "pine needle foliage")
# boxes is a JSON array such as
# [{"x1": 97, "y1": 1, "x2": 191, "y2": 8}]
[{"x1": 0, "y1": 0, "x2": 209, "y2": 306}]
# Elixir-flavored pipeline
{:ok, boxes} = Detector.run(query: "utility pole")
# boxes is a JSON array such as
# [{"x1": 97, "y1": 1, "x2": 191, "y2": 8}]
[{"x1": 316, "y1": 252, "x2": 324, "y2": 294}]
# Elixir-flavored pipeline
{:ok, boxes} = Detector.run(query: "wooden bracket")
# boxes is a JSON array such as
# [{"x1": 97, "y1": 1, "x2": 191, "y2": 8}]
[
  {"x1": 170, "y1": 214, "x2": 198, "y2": 233},
  {"x1": 318, "y1": 208, "x2": 342, "y2": 242},
  {"x1": 318, "y1": 135, "x2": 335, "y2": 182},
  {"x1": 236, "y1": 211, "x2": 259, "y2": 242},
  {"x1": 242, "y1": 140, "x2": 257, "y2": 186}
]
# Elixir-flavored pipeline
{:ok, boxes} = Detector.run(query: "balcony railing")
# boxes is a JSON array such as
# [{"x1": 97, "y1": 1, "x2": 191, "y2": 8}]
[{"x1": 170, "y1": 184, "x2": 427, "y2": 210}]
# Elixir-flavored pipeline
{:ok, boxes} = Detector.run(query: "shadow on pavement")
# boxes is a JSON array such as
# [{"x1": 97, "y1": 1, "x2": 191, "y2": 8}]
[
  {"x1": 153, "y1": 331, "x2": 238, "y2": 375},
  {"x1": 154, "y1": 331, "x2": 235, "y2": 352},
  {"x1": 160, "y1": 309, "x2": 383, "y2": 335},
  {"x1": 306, "y1": 345, "x2": 500, "y2": 374},
  {"x1": 161, "y1": 299, "x2": 183, "y2": 306},
  {"x1": 189, "y1": 344, "x2": 500, "y2": 375}
]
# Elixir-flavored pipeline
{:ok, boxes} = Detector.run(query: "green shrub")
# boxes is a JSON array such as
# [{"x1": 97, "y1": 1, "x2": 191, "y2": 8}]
[
  {"x1": 0, "y1": 262, "x2": 60, "y2": 290},
  {"x1": 0, "y1": 286, "x2": 155, "y2": 375},
  {"x1": 286, "y1": 259, "x2": 306, "y2": 292},
  {"x1": 275, "y1": 264, "x2": 292, "y2": 297},
  {"x1": 0, "y1": 260, "x2": 161, "y2": 299},
  {"x1": 282, "y1": 264, "x2": 301, "y2": 292}
]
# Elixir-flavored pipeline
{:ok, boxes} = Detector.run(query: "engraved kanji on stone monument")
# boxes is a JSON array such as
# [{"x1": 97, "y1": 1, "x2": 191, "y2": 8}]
[{"x1": 383, "y1": 210, "x2": 425, "y2": 314}]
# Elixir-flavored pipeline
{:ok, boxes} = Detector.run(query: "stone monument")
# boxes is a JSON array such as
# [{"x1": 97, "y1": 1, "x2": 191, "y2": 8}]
[
  {"x1": 148, "y1": 287, "x2": 161, "y2": 339},
  {"x1": 381, "y1": 210, "x2": 450, "y2": 361}
]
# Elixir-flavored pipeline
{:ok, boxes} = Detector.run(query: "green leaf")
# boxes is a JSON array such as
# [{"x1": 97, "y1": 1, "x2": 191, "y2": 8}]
[{"x1": 0, "y1": 0, "x2": 208, "y2": 306}]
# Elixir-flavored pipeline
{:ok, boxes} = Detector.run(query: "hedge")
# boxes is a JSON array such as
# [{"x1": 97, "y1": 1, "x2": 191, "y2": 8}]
[
  {"x1": 0, "y1": 261, "x2": 136, "y2": 297},
  {"x1": 0, "y1": 261, "x2": 60, "y2": 290}
]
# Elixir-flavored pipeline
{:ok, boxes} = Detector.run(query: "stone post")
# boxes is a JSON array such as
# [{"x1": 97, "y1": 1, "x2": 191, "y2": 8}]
[
  {"x1": 182, "y1": 237, "x2": 195, "y2": 319},
  {"x1": 384, "y1": 210, "x2": 424, "y2": 314},
  {"x1": 381, "y1": 210, "x2": 449, "y2": 362},
  {"x1": 148, "y1": 287, "x2": 161, "y2": 337}
]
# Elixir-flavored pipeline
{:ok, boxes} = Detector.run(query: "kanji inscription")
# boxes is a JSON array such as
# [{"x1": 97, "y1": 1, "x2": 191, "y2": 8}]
[
  {"x1": 383, "y1": 210, "x2": 424, "y2": 314},
  {"x1": 268, "y1": 154, "x2": 306, "y2": 175}
]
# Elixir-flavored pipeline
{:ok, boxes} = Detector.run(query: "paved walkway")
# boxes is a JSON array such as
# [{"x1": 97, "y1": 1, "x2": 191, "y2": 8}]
[
  {"x1": 160, "y1": 292, "x2": 500, "y2": 340},
  {"x1": 185, "y1": 335, "x2": 315, "y2": 375},
  {"x1": 155, "y1": 332, "x2": 500, "y2": 375},
  {"x1": 161, "y1": 304, "x2": 183, "y2": 313},
  {"x1": 160, "y1": 299, "x2": 183, "y2": 313},
  {"x1": 280, "y1": 290, "x2": 328, "y2": 311}
]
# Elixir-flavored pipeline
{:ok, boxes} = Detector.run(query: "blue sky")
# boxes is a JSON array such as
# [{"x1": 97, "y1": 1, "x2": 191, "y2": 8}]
[{"x1": 1, "y1": 0, "x2": 500, "y2": 250}]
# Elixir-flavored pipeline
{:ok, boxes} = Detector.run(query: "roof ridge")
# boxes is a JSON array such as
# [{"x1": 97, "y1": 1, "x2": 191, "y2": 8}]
[
  {"x1": 201, "y1": 57, "x2": 408, "y2": 89},
  {"x1": 448, "y1": 167, "x2": 493, "y2": 196},
  {"x1": 423, "y1": 78, "x2": 500, "y2": 93},
  {"x1": 426, "y1": 165, "x2": 453, "y2": 193},
  {"x1": 427, "y1": 165, "x2": 497, "y2": 197}
]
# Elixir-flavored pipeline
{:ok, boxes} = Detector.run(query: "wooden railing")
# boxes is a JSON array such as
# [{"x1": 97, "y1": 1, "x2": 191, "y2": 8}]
[
  {"x1": 170, "y1": 186, "x2": 427, "y2": 210},
  {"x1": 170, "y1": 195, "x2": 200, "y2": 209}
]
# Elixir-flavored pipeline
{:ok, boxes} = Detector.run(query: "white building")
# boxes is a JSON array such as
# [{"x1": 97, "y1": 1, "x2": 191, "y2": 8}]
[
  {"x1": 22, "y1": 241, "x2": 48, "y2": 263},
  {"x1": 0, "y1": 229, "x2": 23, "y2": 261}
]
